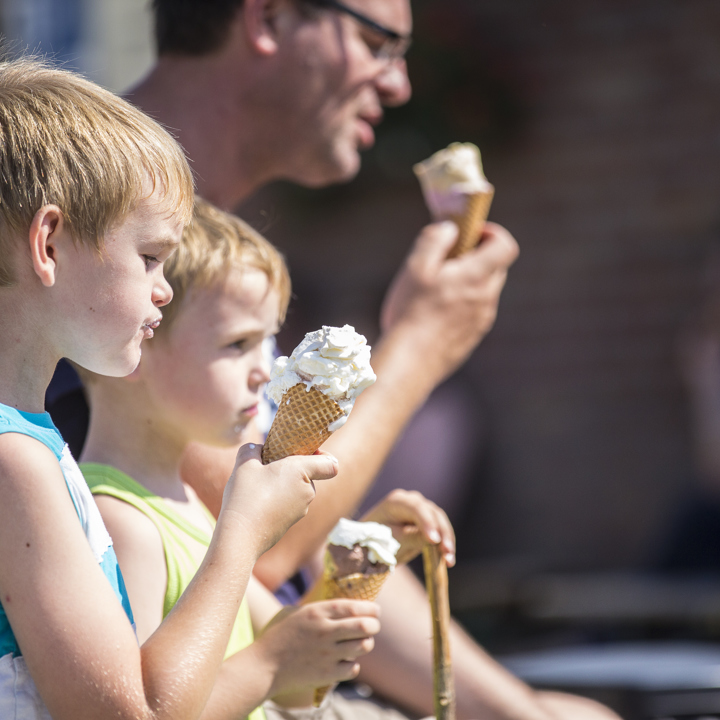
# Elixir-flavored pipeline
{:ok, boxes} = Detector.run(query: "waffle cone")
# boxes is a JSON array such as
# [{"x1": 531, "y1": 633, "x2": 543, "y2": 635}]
[
  {"x1": 313, "y1": 550, "x2": 392, "y2": 706},
  {"x1": 262, "y1": 383, "x2": 344, "y2": 464},
  {"x1": 447, "y1": 187, "x2": 494, "y2": 259}
]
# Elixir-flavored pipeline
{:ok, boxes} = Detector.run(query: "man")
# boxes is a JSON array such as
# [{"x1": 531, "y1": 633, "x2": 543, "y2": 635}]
[{"x1": 56, "y1": 1, "x2": 615, "y2": 717}]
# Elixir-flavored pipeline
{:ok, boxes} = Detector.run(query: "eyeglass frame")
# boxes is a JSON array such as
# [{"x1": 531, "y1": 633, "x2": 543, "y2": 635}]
[{"x1": 301, "y1": 0, "x2": 412, "y2": 61}]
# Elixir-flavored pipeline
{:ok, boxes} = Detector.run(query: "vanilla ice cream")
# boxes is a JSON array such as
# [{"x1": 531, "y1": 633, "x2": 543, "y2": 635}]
[
  {"x1": 413, "y1": 142, "x2": 492, "y2": 219},
  {"x1": 266, "y1": 325, "x2": 376, "y2": 431}
]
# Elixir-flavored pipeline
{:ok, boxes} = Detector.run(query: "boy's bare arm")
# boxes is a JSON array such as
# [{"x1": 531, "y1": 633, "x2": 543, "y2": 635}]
[
  {"x1": 0, "y1": 438, "x2": 335, "y2": 720},
  {"x1": 93, "y1": 495, "x2": 168, "y2": 644},
  {"x1": 254, "y1": 222, "x2": 519, "y2": 588}
]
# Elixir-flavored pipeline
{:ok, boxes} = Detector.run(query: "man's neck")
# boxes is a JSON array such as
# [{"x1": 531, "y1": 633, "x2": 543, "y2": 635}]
[{"x1": 128, "y1": 58, "x2": 276, "y2": 210}]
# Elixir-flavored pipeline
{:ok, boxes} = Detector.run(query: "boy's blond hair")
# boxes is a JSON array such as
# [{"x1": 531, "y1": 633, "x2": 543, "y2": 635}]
[
  {"x1": 157, "y1": 196, "x2": 292, "y2": 333},
  {"x1": 0, "y1": 55, "x2": 194, "y2": 286}
]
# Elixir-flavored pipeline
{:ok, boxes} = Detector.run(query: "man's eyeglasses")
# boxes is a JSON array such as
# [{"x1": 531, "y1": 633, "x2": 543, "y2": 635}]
[{"x1": 302, "y1": 0, "x2": 412, "y2": 61}]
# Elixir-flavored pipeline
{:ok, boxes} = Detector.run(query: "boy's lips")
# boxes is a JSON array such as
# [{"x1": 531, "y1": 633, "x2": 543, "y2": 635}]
[
  {"x1": 142, "y1": 316, "x2": 162, "y2": 339},
  {"x1": 240, "y1": 403, "x2": 259, "y2": 417}
]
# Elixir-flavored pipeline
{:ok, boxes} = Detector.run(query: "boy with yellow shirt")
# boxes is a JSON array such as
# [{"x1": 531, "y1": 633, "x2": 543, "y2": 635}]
[{"x1": 80, "y1": 197, "x2": 456, "y2": 719}]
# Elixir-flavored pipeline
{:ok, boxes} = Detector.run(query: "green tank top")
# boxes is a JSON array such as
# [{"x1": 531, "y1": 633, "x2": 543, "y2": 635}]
[{"x1": 82, "y1": 463, "x2": 266, "y2": 720}]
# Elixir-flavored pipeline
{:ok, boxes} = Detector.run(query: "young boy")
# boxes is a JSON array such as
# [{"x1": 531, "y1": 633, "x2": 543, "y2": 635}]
[
  {"x1": 0, "y1": 57, "x2": 336, "y2": 720},
  {"x1": 79, "y1": 197, "x2": 456, "y2": 719}
]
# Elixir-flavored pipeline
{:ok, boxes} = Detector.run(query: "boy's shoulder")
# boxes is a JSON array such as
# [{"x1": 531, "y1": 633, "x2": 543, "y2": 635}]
[{"x1": 0, "y1": 403, "x2": 64, "y2": 459}]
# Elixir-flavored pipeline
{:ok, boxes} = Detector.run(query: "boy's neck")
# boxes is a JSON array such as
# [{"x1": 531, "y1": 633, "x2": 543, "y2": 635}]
[
  {"x1": 0, "y1": 288, "x2": 59, "y2": 413},
  {"x1": 81, "y1": 379, "x2": 189, "y2": 499}
]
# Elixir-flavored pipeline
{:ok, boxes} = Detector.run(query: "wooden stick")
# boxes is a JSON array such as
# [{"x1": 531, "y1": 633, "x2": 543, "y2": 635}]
[{"x1": 423, "y1": 543, "x2": 455, "y2": 720}]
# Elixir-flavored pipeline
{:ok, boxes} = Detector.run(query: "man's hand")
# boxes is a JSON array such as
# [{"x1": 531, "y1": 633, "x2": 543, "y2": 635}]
[{"x1": 380, "y1": 220, "x2": 519, "y2": 384}]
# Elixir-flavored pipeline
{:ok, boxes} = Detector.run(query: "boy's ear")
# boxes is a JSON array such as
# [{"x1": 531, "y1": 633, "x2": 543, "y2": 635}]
[
  {"x1": 242, "y1": 0, "x2": 287, "y2": 56},
  {"x1": 28, "y1": 205, "x2": 65, "y2": 288}
]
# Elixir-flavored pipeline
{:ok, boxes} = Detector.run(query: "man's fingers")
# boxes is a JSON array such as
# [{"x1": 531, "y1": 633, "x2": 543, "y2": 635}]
[
  {"x1": 469, "y1": 221, "x2": 520, "y2": 269},
  {"x1": 409, "y1": 221, "x2": 460, "y2": 271}
]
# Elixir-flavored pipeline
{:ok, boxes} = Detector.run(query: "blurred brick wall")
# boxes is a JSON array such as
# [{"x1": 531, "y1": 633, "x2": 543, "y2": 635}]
[{"x1": 240, "y1": 0, "x2": 720, "y2": 571}]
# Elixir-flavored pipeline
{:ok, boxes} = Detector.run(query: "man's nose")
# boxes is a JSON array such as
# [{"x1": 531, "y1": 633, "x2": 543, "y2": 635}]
[{"x1": 375, "y1": 59, "x2": 412, "y2": 107}]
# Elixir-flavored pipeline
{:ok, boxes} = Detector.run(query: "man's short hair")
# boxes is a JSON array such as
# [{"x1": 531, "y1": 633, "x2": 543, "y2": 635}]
[
  {"x1": 153, "y1": 0, "x2": 245, "y2": 56},
  {"x1": 157, "y1": 196, "x2": 292, "y2": 335},
  {"x1": 0, "y1": 55, "x2": 194, "y2": 286}
]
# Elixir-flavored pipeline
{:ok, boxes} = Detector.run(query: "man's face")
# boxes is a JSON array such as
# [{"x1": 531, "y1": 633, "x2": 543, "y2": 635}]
[{"x1": 274, "y1": 0, "x2": 413, "y2": 187}]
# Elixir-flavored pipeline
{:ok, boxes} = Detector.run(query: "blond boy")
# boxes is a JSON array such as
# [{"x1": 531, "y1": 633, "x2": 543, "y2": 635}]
[
  {"x1": 79, "y1": 197, "x2": 456, "y2": 719},
  {"x1": 0, "y1": 57, "x2": 335, "y2": 720}
]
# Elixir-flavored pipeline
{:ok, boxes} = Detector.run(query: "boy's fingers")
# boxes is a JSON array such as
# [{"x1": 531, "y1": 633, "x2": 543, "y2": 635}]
[
  {"x1": 265, "y1": 451, "x2": 339, "y2": 481},
  {"x1": 336, "y1": 636, "x2": 376, "y2": 659},
  {"x1": 296, "y1": 452, "x2": 339, "y2": 481},
  {"x1": 235, "y1": 442, "x2": 263, "y2": 465},
  {"x1": 316, "y1": 599, "x2": 380, "y2": 619}
]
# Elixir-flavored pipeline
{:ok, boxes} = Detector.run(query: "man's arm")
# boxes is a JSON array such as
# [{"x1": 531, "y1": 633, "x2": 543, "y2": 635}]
[{"x1": 253, "y1": 221, "x2": 518, "y2": 588}]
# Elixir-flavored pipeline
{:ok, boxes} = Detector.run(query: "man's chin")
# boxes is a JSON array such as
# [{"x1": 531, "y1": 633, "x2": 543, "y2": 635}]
[{"x1": 295, "y1": 149, "x2": 362, "y2": 188}]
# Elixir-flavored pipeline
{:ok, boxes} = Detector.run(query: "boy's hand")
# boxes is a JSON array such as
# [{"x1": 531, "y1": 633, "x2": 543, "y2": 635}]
[
  {"x1": 361, "y1": 489, "x2": 456, "y2": 566},
  {"x1": 256, "y1": 600, "x2": 381, "y2": 703},
  {"x1": 222, "y1": 445, "x2": 339, "y2": 558}
]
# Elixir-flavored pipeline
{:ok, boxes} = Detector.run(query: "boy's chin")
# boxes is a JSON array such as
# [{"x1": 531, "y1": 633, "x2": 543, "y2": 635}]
[{"x1": 72, "y1": 352, "x2": 141, "y2": 380}]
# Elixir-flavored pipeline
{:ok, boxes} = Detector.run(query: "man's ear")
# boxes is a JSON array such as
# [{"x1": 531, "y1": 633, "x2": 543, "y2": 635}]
[
  {"x1": 242, "y1": 0, "x2": 288, "y2": 56},
  {"x1": 28, "y1": 204, "x2": 65, "y2": 288}
]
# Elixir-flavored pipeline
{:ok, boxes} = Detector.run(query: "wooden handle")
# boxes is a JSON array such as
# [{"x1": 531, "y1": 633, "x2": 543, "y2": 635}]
[{"x1": 423, "y1": 543, "x2": 455, "y2": 720}]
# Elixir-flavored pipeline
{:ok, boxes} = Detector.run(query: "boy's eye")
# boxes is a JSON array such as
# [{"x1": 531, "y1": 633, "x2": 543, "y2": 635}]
[
  {"x1": 143, "y1": 255, "x2": 160, "y2": 269},
  {"x1": 230, "y1": 339, "x2": 248, "y2": 352}
]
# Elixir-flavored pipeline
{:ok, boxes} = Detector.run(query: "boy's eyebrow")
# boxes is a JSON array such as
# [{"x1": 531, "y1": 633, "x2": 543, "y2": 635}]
[{"x1": 145, "y1": 234, "x2": 181, "y2": 253}]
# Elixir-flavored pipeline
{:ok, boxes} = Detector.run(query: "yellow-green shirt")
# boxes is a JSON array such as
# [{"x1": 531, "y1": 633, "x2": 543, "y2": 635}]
[{"x1": 82, "y1": 463, "x2": 266, "y2": 720}]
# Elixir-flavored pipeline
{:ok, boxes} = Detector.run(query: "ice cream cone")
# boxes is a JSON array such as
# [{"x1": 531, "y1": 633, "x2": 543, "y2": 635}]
[
  {"x1": 447, "y1": 186, "x2": 494, "y2": 259},
  {"x1": 262, "y1": 383, "x2": 344, "y2": 464},
  {"x1": 313, "y1": 552, "x2": 391, "y2": 706},
  {"x1": 413, "y1": 143, "x2": 495, "y2": 259}
]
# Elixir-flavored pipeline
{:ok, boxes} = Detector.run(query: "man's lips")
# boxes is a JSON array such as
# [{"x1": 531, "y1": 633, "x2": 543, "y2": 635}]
[
  {"x1": 357, "y1": 110, "x2": 382, "y2": 149},
  {"x1": 356, "y1": 118, "x2": 376, "y2": 149}
]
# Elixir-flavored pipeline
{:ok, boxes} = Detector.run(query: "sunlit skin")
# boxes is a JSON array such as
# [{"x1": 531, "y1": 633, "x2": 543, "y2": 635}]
[
  {"x1": 55, "y1": 194, "x2": 181, "y2": 379},
  {"x1": 79, "y1": 260, "x2": 457, "y2": 716},
  {"x1": 111, "y1": 3, "x2": 625, "y2": 719},
  {"x1": 0, "y1": 189, "x2": 180, "y2": 413},
  {"x1": 139, "y1": 268, "x2": 279, "y2": 449}
]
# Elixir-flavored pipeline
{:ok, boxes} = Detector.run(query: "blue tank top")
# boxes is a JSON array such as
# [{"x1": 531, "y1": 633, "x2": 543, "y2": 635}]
[{"x1": 0, "y1": 403, "x2": 134, "y2": 658}]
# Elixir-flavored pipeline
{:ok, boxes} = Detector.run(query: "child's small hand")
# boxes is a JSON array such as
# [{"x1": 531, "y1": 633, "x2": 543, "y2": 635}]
[
  {"x1": 361, "y1": 489, "x2": 455, "y2": 566},
  {"x1": 221, "y1": 445, "x2": 339, "y2": 558},
  {"x1": 257, "y1": 599, "x2": 381, "y2": 703}
]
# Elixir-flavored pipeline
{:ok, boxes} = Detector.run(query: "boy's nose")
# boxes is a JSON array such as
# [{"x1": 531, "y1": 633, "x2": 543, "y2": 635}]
[
  {"x1": 153, "y1": 273, "x2": 173, "y2": 308},
  {"x1": 249, "y1": 353, "x2": 271, "y2": 390}
]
